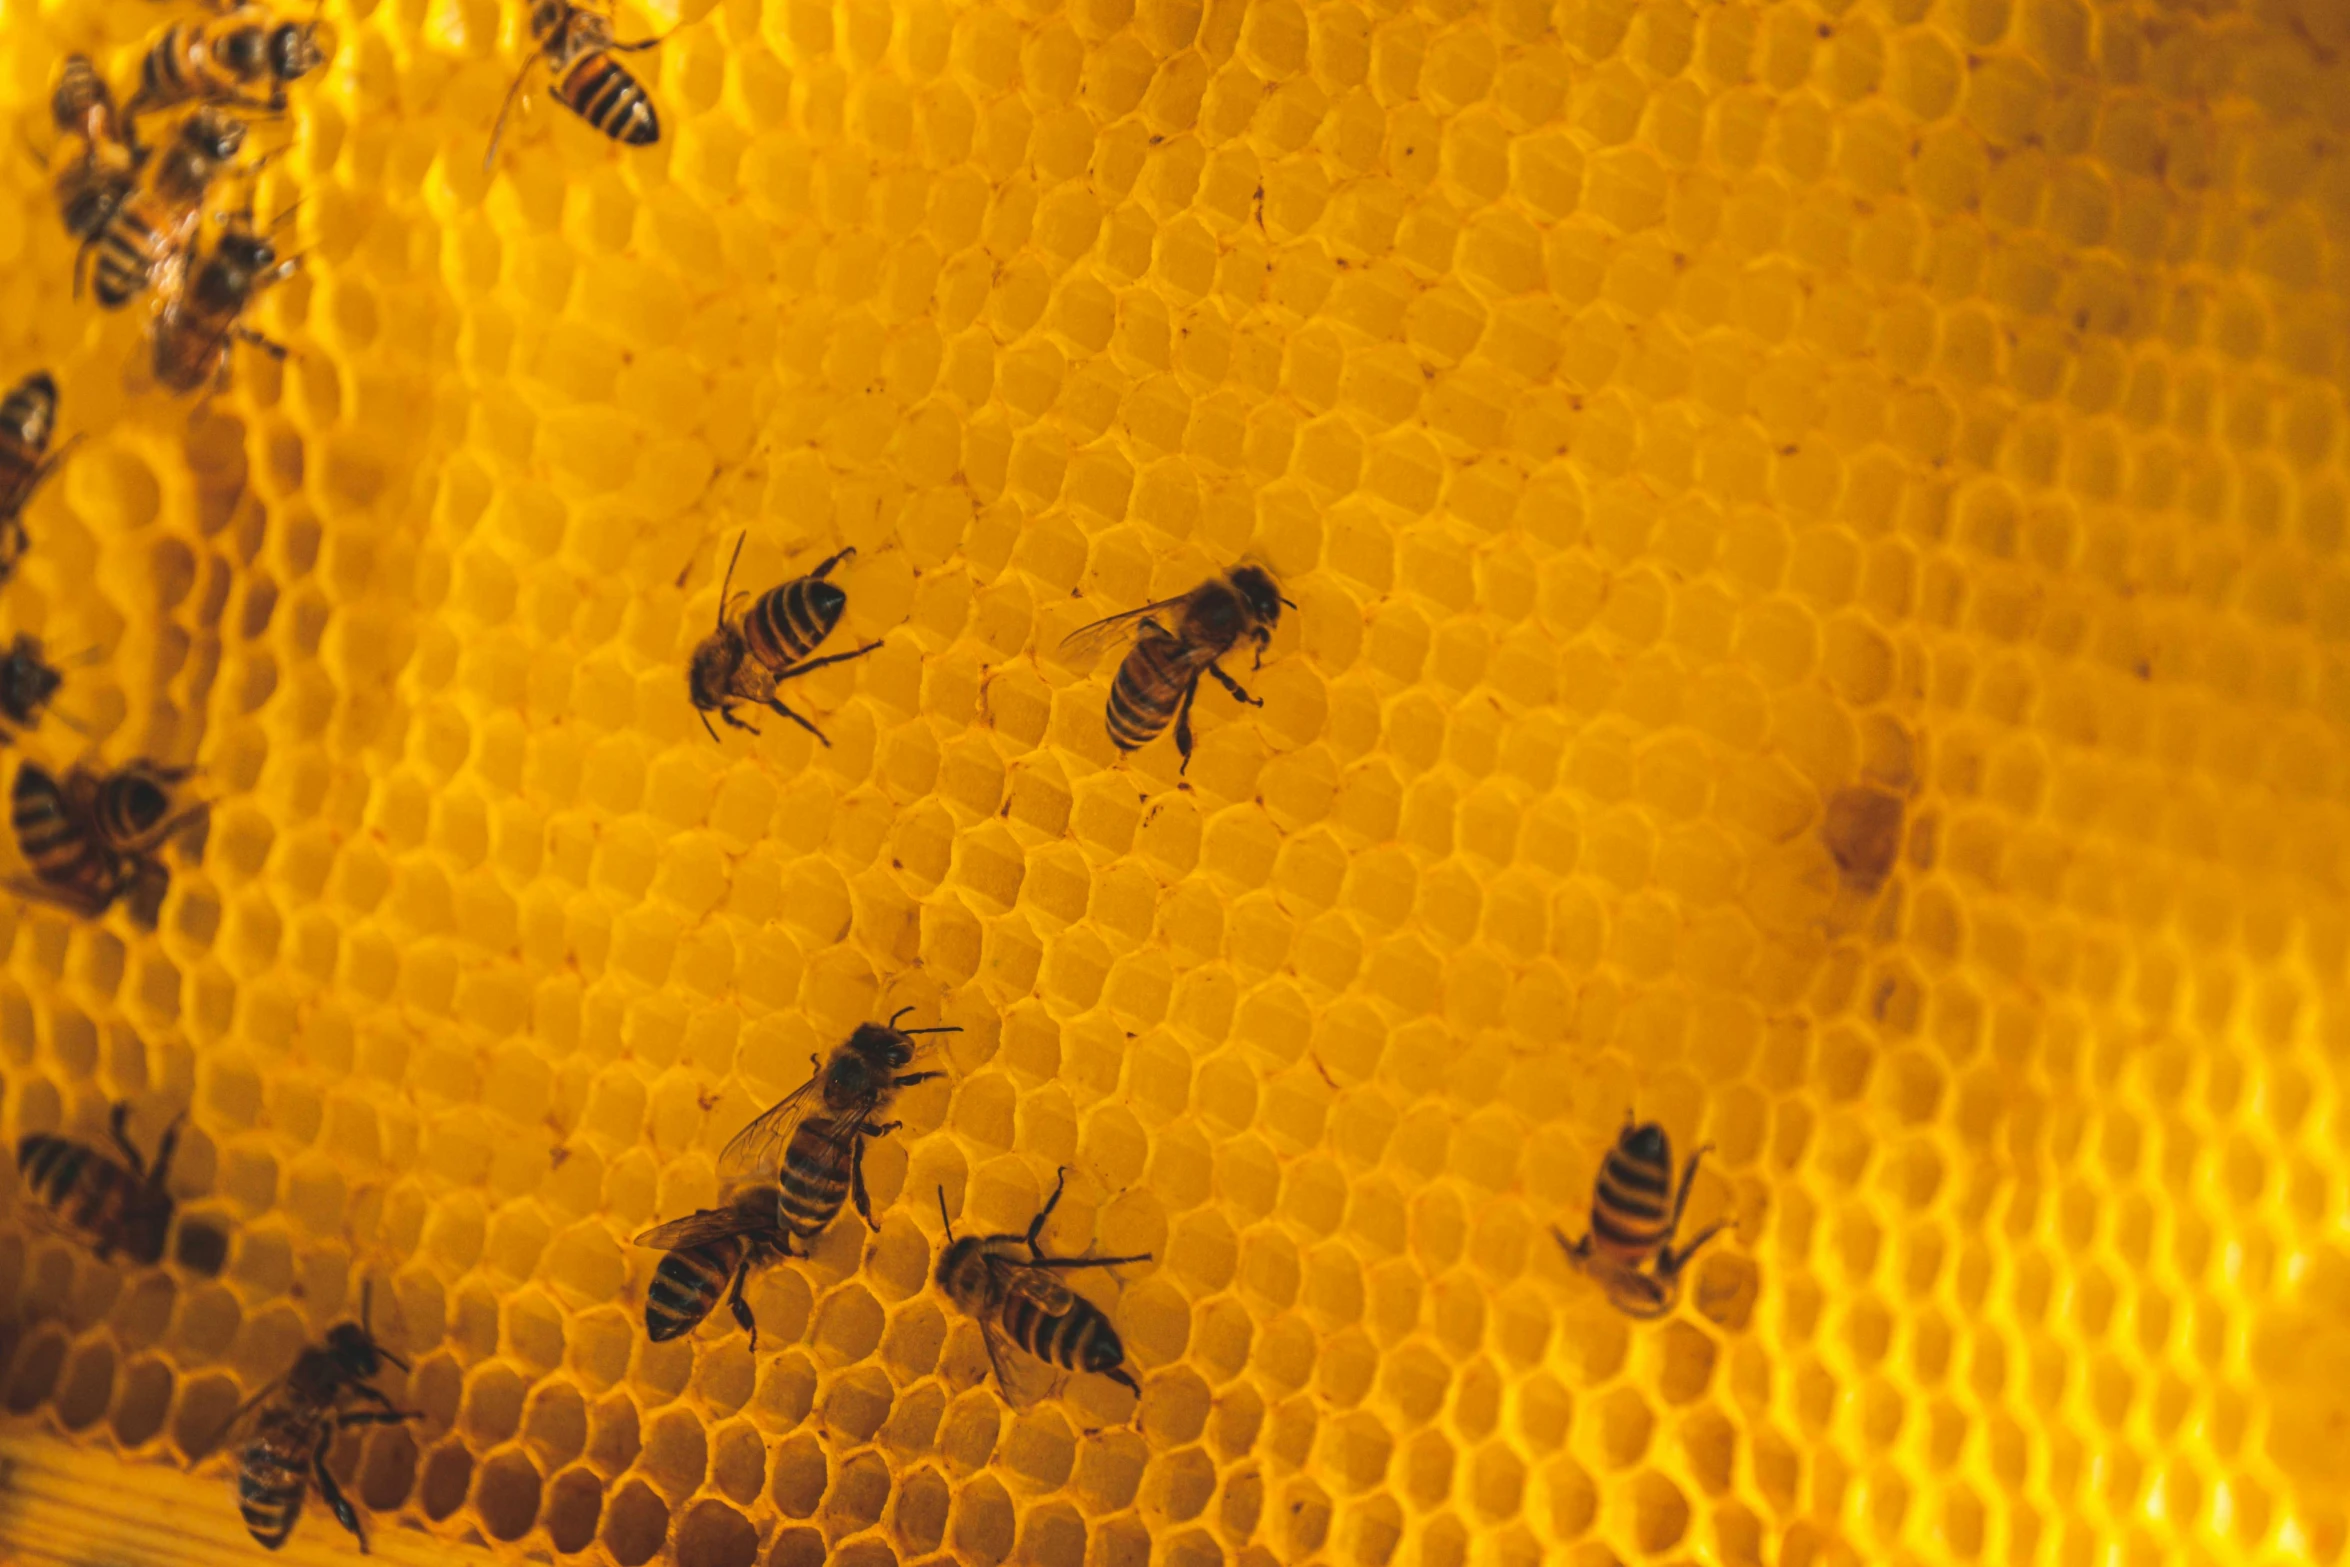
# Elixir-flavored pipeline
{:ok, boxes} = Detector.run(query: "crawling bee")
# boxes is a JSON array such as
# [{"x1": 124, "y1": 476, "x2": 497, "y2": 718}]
[
  {"x1": 936, "y1": 1168, "x2": 1152, "y2": 1405},
  {"x1": 632, "y1": 1013, "x2": 950, "y2": 1347},
  {"x1": 83, "y1": 105, "x2": 248, "y2": 309},
  {"x1": 633, "y1": 1183, "x2": 791, "y2": 1351},
  {"x1": 51, "y1": 54, "x2": 127, "y2": 156},
  {"x1": 150, "y1": 204, "x2": 298, "y2": 394},
  {"x1": 1060, "y1": 565, "x2": 1292, "y2": 773},
  {"x1": 685, "y1": 536, "x2": 884, "y2": 744},
  {"x1": 215, "y1": 1283, "x2": 415, "y2": 1551},
  {"x1": 0, "y1": 372, "x2": 75, "y2": 585},
  {"x1": 124, "y1": 0, "x2": 335, "y2": 148},
  {"x1": 9, "y1": 757, "x2": 205, "y2": 925},
  {"x1": 0, "y1": 633, "x2": 85, "y2": 739},
  {"x1": 485, "y1": 0, "x2": 668, "y2": 170},
  {"x1": 15, "y1": 1102, "x2": 182, "y2": 1265},
  {"x1": 1552, "y1": 1116, "x2": 1729, "y2": 1319}
]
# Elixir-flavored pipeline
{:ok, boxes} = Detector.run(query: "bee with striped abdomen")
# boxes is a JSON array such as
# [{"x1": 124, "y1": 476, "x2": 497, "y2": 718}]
[
  {"x1": 216, "y1": 1283, "x2": 415, "y2": 1551},
  {"x1": 633, "y1": 1184, "x2": 790, "y2": 1352},
  {"x1": 83, "y1": 105, "x2": 248, "y2": 309},
  {"x1": 686, "y1": 536, "x2": 884, "y2": 744},
  {"x1": 149, "y1": 204, "x2": 298, "y2": 394},
  {"x1": 123, "y1": 0, "x2": 335, "y2": 150},
  {"x1": 0, "y1": 372, "x2": 75, "y2": 585},
  {"x1": 936, "y1": 1168, "x2": 1152, "y2": 1406},
  {"x1": 1552, "y1": 1116, "x2": 1729, "y2": 1320},
  {"x1": 51, "y1": 54, "x2": 128, "y2": 159},
  {"x1": 9, "y1": 757, "x2": 205, "y2": 925},
  {"x1": 633, "y1": 1013, "x2": 950, "y2": 1347},
  {"x1": 1059, "y1": 565, "x2": 1292, "y2": 774},
  {"x1": 15, "y1": 1102, "x2": 182, "y2": 1264},
  {"x1": 485, "y1": 0, "x2": 668, "y2": 170}
]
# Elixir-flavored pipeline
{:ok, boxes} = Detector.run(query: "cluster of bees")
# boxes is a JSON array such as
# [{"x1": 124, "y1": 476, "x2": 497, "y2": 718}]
[{"x1": 1, "y1": 4, "x2": 1745, "y2": 1551}]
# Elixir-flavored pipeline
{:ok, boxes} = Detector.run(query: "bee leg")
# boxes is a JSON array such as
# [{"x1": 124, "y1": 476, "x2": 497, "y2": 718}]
[
  {"x1": 806, "y1": 547, "x2": 857, "y2": 580},
  {"x1": 760, "y1": 697, "x2": 833, "y2": 747},
  {"x1": 105, "y1": 1100, "x2": 146, "y2": 1177},
  {"x1": 310, "y1": 1425, "x2": 368, "y2": 1551},
  {"x1": 1201, "y1": 660, "x2": 1261, "y2": 708},
  {"x1": 724, "y1": 1255, "x2": 758, "y2": 1353},
  {"x1": 1551, "y1": 1224, "x2": 1592, "y2": 1267},
  {"x1": 1026, "y1": 1166, "x2": 1073, "y2": 1253},
  {"x1": 1665, "y1": 1141, "x2": 1714, "y2": 1244},
  {"x1": 892, "y1": 1070, "x2": 945, "y2": 1089},
  {"x1": 610, "y1": 27, "x2": 677, "y2": 51},
  {"x1": 1656, "y1": 1219, "x2": 1729, "y2": 1282},
  {"x1": 232, "y1": 326, "x2": 293, "y2": 362},
  {"x1": 851, "y1": 1130, "x2": 890, "y2": 1229},
  {"x1": 1103, "y1": 1364, "x2": 1142, "y2": 1397},
  {"x1": 718, "y1": 702, "x2": 761, "y2": 736},
  {"x1": 772, "y1": 639, "x2": 886, "y2": 683},
  {"x1": 1172, "y1": 677, "x2": 1201, "y2": 774}
]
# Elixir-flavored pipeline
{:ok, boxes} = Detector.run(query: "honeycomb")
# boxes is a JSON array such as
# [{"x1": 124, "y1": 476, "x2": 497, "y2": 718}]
[{"x1": 0, "y1": 0, "x2": 2346, "y2": 1562}]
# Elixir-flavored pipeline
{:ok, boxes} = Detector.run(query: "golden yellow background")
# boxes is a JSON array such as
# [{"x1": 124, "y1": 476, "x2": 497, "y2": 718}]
[{"x1": 0, "y1": 0, "x2": 2347, "y2": 1563}]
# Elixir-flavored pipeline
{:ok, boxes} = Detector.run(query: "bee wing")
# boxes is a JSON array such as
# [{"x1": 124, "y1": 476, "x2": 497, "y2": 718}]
[
  {"x1": 977, "y1": 1313, "x2": 1065, "y2": 1410},
  {"x1": 197, "y1": 1373, "x2": 286, "y2": 1463},
  {"x1": 1056, "y1": 597, "x2": 1190, "y2": 667},
  {"x1": 997, "y1": 1258, "x2": 1079, "y2": 1316},
  {"x1": 713, "y1": 1075, "x2": 824, "y2": 1184},
  {"x1": 633, "y1": 1203, "x2": 771, "y2": 1252}
]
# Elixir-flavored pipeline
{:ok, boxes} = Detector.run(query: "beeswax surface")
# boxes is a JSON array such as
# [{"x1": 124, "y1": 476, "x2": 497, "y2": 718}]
[{"x1": 1, "y1": 0, "x2": 2348, "y2": 1565}]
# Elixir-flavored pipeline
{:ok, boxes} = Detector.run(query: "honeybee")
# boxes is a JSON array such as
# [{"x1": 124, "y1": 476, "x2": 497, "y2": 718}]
[
  {"x1": 1552, "y1": 1116, "x2": 1729, "y2": 1320},
  {"x1": 214, "y1": 1283, "x2": 416, "y2": 1551},
  {"x1": 0, "y1": 372, "x2": 75, "y2": 585},
  {"x1": 1059, "y1": 565, "x2": 1292, "y2": 773},
  {"x1": 0, "y1": 634, "x2": 94, "y2": 740},
  {"x1": 51, "y1": 54, "x2": 127, "y2": 156},
  {"x1": 123, "y1": 0, "x2": 335, "y2": 147},
  {"x1": 83, "y1": 105, "x2": 248, "y2": 309},
  {"x1": 935, "y1": 1168, "x2": 1152, "y2": 1405},
  {"x1": 9, "y1": 757, "x2": 205, "y2": 925},
  {"x1": 685, "y1": 536, "x2": 884, "y2": 744},
  {"x1": 485, "y1": 0, "x2": 669, "y2": 170},
  {"x1": 15, "y1": 1101, "x2": 182, "y2": 1264},
  {"x1": 150, "y1": 205, "x2": 298, "y2": 394},
  {"x1": 632, "y1": 1183, "x2": 791, "y2": 1351}
]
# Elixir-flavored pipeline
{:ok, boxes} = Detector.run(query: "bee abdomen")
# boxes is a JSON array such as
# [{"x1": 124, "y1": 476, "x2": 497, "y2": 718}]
[
  {"x1": 1590, "y1": 1145, "x2": 1673, "y2": 1251},
  {"x1": 1106, "y1": 637, "x2": 1190, "y2": 750},
  {"x1": 557, "y1": 55, "x2": 658, "y2": 146},
  {"x1": 645, "y1": 1239, "x2": 741, "y2": 1341},
  {"x1": 776, "y1": 1121, "x2": 853, "y2": 1237},
  {"x1": 743, "y1": 579, "x2": 844, "y2": 671},
  {"x1": 14, "y1": 767, "x2": 97, "y2": 883},
  {"x1": 18, "y1": 1134, "x2": 131, "y2": 1236},
  {"x1": 141, "y1": 25, "x2": 202, "y2": 104},
  {"x1": 238, "y1": 1447, "x2": 306, "y2": 1548},
  {"x1": 92, "y1": 209, "x2": 166, "y2": 308}
]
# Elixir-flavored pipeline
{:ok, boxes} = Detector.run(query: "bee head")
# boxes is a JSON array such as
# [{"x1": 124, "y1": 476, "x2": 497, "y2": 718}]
[
  {"x1": 528, "y1": 0, "x2": 570, "y2": 41},
  {"x1": 324, "y1": 1322, "x2": 385, "y2": 1376},
  {"x1": 181, "y1": 106, "x2": 247, "y2": 163},
  {"x1": 9, "y1": 374, "x2": 59, "y2": 440},
  {"x1": 1229, "y1": 565, "x2": 1288, "y2": 628},
  {"x1": 1, "y1": 643, "x2": 63, "y2": 718},
  {"x1": 115, "y1": 772, "x2": 172, "y2": 836},
  {"x1": 271, "y1": 19, "x2": 335, "y2": 81},
  {"x1": 687, "y1": 627, "x2": 742, "y2": 704},
  {"x1": 1621, "y1": 1121, "x2": 1670, "y2": 1166}
]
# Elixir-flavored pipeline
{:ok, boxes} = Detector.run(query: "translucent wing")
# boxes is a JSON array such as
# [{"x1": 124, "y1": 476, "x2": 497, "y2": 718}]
[
  {"x1": 633, "y1": 1201, "x2": 773, "y2": 1252},
  {"x1": 198, "y1": 1374, "x2": 288, "y2": 1463},
  {"x1": 714, "y1": 1073, "x2": 825, "y2": 1184},
  {"x1": 998, "y1": 1258, "x2": 1078, "y2": 1316},
  {"x1": 977, "y1": 1313, "x2": 1065, "y2": 1410},
  {"x1": 1057, "y1": 597, "x2": 1191, "y2": 667}
]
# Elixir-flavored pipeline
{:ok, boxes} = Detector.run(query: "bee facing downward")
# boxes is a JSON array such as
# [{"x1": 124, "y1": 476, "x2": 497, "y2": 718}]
[
  {"x1": 1060, "y1": 565, "x2": 1292, "y2": 773},
  {"x1": 685, "y1": 536, "x2": 884, "y2": 744},
  {"x1": 217, "y1": 1283, "x2": 416, "y2": 1552},
  {"x1": 485, "y1": 0, "x2": 669, "y2": 170},
  {"x1": 1552, "y1": 1116, "x2": 1728, "y2": 1320},
  {"x1": 9, "y1": 758, "x2": 206, "y2": 925},
  {"x1": 150, "y1": 204, "x2": 299, "y2": 394},
  {"x1": 633, "y1": 1011, "x2": 952, "y2": 1348},
  {"x1": 0, "y1": 372, "x2": 76, "y2": 585},
  {"x1": 936, "y1": 1168, "x2": 1152, "y2": 1406},
  {"x1": 16, "y1": 1102, "x2": 182, "y2": 1265}
]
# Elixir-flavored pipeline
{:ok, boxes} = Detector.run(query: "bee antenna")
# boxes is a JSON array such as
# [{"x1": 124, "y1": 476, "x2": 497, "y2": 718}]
[
  {"x1": 716, "y1": 533, "x2": 745, "y2": 630},
  {"x1": 359, "y1": 1278, "x2": 375, "y2": 1335},
  {"x1": 888, "y1": 1005, "x2": 914, "y2": 1028},
  {"x1": 936, "y1": 1187, "x2": 955, "y2": 1241},
  {"x1": 1279, "y1": 595, "x2": 1298, "y2": 609},
  {"x1": 900, "y1": 1025, "x2": 962, "y2": 1036}
]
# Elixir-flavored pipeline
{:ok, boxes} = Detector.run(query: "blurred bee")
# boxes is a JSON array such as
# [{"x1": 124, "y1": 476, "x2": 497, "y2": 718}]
[
  {"x1": 0, "y1": 372, "x2": 75, "y2": 585},
  {"x1": 485, "y1": 0, "x2": 669, "y2": 170},
  {"x1": 215, "y1": 1283, "x2": 415, "y2": 1551},
  {"x1": 686, "y1": 536, "x2": 884, "y2": 744},
  {"x1": 935, "y1": 1168, "x2": 1152, "y2": 1405},
  {"x1": 123, "y1": 0, "x2": 335, "y2": 148},
  {"x1": 15, "y1": 1102, "x2": 183, "y2": 1265},
  {"x1": 84, "y1": 105, "x2": 249, "y2": 308},
  {"x1": 0, "y1": 634, "x2": 92, "y2": 741},
  {"x1": 150, "y1": 204, "x2": 299, "y2": 394},
  {"x1": 1552, "y1": 1117, "x2": 1728, "y2": 1320},
  {"x1": 51, "y1": 54, "x2": 127, "y2": 159},
  {"x1": 1060, "y1": 565, "x2": 1292, "y2": 773},
  {"x1": 632, "y1": 1183, "x2": 790, "y2": 1351},
  {"x1": 9, "y1": 757, "x2": 205, "y2": 925}
]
